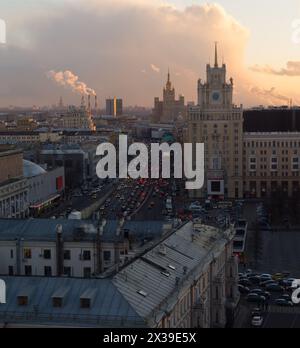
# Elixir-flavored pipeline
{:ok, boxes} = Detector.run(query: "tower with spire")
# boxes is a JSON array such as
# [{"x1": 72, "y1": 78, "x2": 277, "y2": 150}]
[
  {"x1": 197, "y1": 42, "x2": 233, "y2": 109},
  {"x1": 188, "y1": 43, "x2": 243, "y2": 200},
  {"x1": 153, "y1": 70, "x2": 186, "y2": 123}
]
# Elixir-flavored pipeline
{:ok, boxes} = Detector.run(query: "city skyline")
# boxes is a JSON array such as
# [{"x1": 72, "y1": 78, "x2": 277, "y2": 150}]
[{"x1": 0, "y1": 0, "x2": 299, "y2": 107}]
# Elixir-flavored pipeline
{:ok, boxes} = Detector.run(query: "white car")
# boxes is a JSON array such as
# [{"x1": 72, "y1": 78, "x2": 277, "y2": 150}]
[{"x1": 251, "y1": 316, "x2": 263, "y2": 327}]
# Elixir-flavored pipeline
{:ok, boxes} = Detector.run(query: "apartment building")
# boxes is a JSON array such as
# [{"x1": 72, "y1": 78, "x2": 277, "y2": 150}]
[
  {"x1": 0, "y1": 219, "x2": 167, "y2": 277},
  {"x1": 243, "y1": 132, "x2": 300, "y2": 198},
  {"x1": 0, "y1": 221, "x2": 239, "y2": 328}
]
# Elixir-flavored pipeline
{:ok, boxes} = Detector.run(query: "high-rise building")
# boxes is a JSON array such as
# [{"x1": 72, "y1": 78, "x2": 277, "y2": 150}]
[
  {"x1": 106, "y1": 97, "x2": 123, "y2": 117},
  {"x1": 152, "y1": 71, "x2": 187, "y2": 123},
  {"x1": 188, "y1": 43, "x2": 243, "y2": 199}
]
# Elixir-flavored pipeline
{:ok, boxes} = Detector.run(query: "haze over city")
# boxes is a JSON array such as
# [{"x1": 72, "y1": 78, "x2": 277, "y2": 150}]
[{"x1": 0, "y1": 0, "x2": 300, "y2": 107}]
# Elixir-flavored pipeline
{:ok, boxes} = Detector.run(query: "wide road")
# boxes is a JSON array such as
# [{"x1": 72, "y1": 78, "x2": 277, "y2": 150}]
[{"x1": 256, "y1": 229, "x2": 300, "y2": 278}]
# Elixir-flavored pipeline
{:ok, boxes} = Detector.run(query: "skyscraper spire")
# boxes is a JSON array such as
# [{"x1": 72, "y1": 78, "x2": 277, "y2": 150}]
[
  {"x1": 166, "y1": 69, "x2": 172, "y2": 90},
  {"x1": 214, "y1": 42, "x2": 218, "y2": 68}
]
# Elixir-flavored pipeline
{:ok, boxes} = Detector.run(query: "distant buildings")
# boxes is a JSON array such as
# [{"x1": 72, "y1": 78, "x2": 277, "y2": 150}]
[
  {"x1": 39, "y1": 143, "x2": 99, "y2": 190},
  {"x1": 0, "y1": 146, "x2": 29, "y2": 218},
  {"x1": 152, "y1": 71, "x2": 187, "y2": 123},
  {"x1": 23, "y1": 160, "x2": 65, "y2": 217},
  {"x1": 106, "y1": 97, "x2": 123, "y2": 117},
  {"x1": 61, "y1": 106, "x2": 96, "y2": 131},
  {"x1": 0, "y1": 131, "x2": 62, "y2": 145},
  {"x1": 0, "y1": 221, "x2": 239, "y2": 328}
]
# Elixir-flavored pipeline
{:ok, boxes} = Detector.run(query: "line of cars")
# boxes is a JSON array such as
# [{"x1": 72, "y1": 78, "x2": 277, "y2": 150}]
[
  {"x1": 99, "y1": 179, "x2": 152, "y2": 219},
  {"x1": 238, "y1": 270, "x2": 299, "y2": 327},
  {"x1": 239, "y1": 270, "x2": 299, "y2": 309}
]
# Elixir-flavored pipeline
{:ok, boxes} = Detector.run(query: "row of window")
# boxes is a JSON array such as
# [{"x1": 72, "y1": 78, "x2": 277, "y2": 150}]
[
  {"x1": 18, "y1": 248, "x2": 111, "y2": 261},
  {"x1": 8, "y1": 265, "x2": 93, "y2": 278}
]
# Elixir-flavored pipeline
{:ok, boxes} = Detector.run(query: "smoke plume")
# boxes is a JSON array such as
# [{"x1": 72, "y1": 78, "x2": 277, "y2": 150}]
[{"x1": 47, "y1": 70, "x2": 96, "y2": 96}]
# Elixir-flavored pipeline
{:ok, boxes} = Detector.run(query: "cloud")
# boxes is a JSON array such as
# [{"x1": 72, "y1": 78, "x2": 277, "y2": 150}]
[
  {"x1": 250, "y1": 61, "x2": 300, "y2": 77},
  {"x1": 0, "y1": 0, "x2": 253, "y2": 107},
  {"x1": 249, "y1": 86, "x2": 291, "y2": 105},
  {"x1": 150, "y1": 64, "x2": 160, "y2": 73}
]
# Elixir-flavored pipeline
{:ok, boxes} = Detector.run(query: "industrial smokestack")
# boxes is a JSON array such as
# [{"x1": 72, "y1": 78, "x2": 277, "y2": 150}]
[
  {"x1": 81, "y1": 95, "x2": 85, "y2": 108},
  {"x1": 88, "y1": 94, "x2": 91, "y2": 111},
  {"x1": 95, "y1": 95, "x2": 98, "y2": 111}
]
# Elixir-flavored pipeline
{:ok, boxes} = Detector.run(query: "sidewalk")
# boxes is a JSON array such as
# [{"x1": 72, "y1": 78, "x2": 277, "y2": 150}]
[{"x1": 233, "y1": 303, "x2": 250, "y2": 328}]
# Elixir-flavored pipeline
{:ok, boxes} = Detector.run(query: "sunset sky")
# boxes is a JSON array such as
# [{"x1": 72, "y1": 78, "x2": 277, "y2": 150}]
[{"x1": 0, "y1": 0, "x2": 300, "y2": 107}]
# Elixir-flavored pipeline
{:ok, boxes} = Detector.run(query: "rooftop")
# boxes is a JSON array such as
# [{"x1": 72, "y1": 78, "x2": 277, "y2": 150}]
[
  {"x1": 0, "y1": 219, "x2": 166, "y2": 243},
  {"x1": 0, "y1": 221, "x2": 234, "y2": 327}
]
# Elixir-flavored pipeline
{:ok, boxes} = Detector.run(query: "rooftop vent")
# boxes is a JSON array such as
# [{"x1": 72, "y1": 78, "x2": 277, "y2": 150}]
[
  {"x1": 158, "y1": 243, "x2": 167, "y2": 256},
  {"x1": 137, "y1": 290, "x2": 148, "y2": 297}
]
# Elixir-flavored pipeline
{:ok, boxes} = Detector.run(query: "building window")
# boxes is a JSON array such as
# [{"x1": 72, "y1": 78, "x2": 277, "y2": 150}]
[
  {"x1": 64, "y1": 250, "x2": 71, "y2": 260},
  {"x1": 80, "y1": 298, "x2": 91, "y2": 309},
  {"x1": 18, "y1": 296, "x2": 28, "y2": 306},
  {"x1": 43, "y1": 249, "x2": 51, "y2": 260},
  {"x1": 10, "y1": 250, "x2": 14, "y2": 259},
  {"x1": 24, "y1": 265, "x2": 32, "y2": 276},
  {"x1": 24, "y1": 248, "x2": 32, "y2": 259},
  {"x1": 61, "y1": 266, "x2": 71, "y2": 277},
  {"x1": 83, "y1": 267, "x2": 91, "y2": 278},
  {"x1": 82, "y1": 250, "x2": 91, "y2": 261},
  {"x1": 103, "y1": 251, "x2": 111, "y2": 262},
  {"x1": 44, "y1": 266, "x2": 52, "y2": 277},
  {"x1": 8, "y1": 266, "x2": 14, "y2": 275},
  {"x1": 53, "y1": 297, "x2": 63, "y2": 308}
]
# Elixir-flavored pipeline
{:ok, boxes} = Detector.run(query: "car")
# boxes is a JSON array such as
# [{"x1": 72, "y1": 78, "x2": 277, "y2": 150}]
[
  {"x1": 260, "y1": 279, "x2": 276, "y2": 287},
  {"x1": 266, "y1": 284, "x2": 284, "y2": 292},
  {"x1": 248, "y1": 276, "x2": 261, "y2": 285},
  {"x1": 239, "y1": 278, "x2": 252, "y2": 287},
  {"x1": 272, "y1": 273, "x2": 285, "y2": 281},
  {"x1": 250, "y1": 289, "x2": 271, "y2": 299},
  {"x1": 251, "y1": 308, "x2": 262, "y2": 317},
  {"x1": 279, "y1": 294, "x2": 292, "y2": 301},
  {"x1": 275, "y1": 299, "x2": 294, "y2": 307},
  {"x1": 247, "y1": 293, "x2": 266, "y2": 303},
  {"x1": 238, "y1": 285, "x2": 250, "y2": 294},
  {"x1": 260, "y1": 273, "x2": 272, "y2": 279},
  {"x1": 252, "y1": 316, "x2": 264, "y2": 327}
]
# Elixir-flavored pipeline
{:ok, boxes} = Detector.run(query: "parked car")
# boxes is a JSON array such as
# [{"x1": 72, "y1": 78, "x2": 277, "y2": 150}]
[
  {"x1": 250, "y1": 289, "x2": 271, "y2": 299},
  {"x1": 275, "y1": 299, "x2": 294, "y2": 307},
  {"x1": 260, "y1": 280, "x2": 276, "y2": 288},
  {"x1": 266, "y1": 284, "x2": 284, "y2": 292},
  {"x1": 247, "y1": 293, "x2": 266, "y2": 303},
  {"x1": 238, "y1": 285, "x2": 250, "y2": 294},
  {"x1": 239, "y1": 279, "x2": 252, "y2": 287},
  {"x1": 251, "y1": 308, "x2": 262, "y2": 317},
  {"x1": 248, "y1": 276, "x2": 261, "y2": 285},
  {"x1": 252, "y1": 316, "x2": 264, "y2": 327},
  {"x1": 272, "y1": 273, "x2": 285, "y2": 281}
]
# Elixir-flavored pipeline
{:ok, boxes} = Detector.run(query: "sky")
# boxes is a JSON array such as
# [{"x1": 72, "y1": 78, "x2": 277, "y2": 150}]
[{"x1": 0, "y1": 0, "x2": 300, "y2": 108}]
